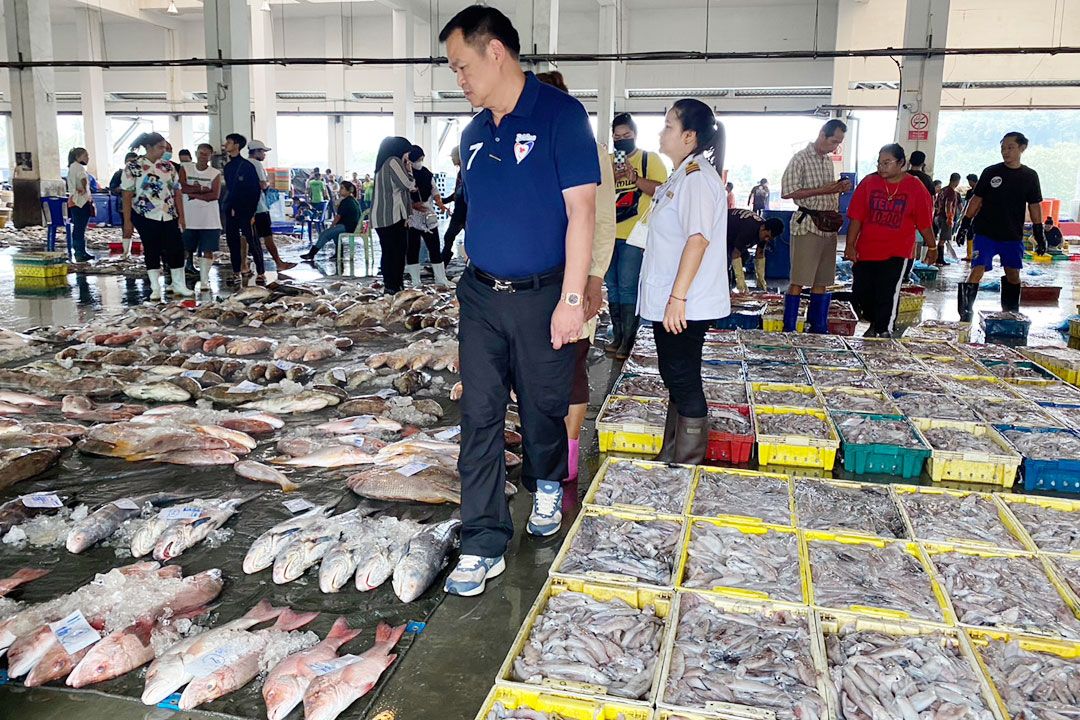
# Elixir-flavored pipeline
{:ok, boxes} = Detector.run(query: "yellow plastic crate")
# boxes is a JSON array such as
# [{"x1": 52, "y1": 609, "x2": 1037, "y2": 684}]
[
  {"x1": 895, "y1": 308, "x2": 923, "y2": 326},
  {"x1": 656, "y1": 592, "x2": 830, "y2": 720},
  {"x1": 14, "y1": 275, "x2": 68, "y2": 292},
  {"x1": 749, "y1": 382, "x2": 822, "y2": 410},
  {"x1": 475, "y1": 686, "x2": 653, "y2": 720},
  {"x1": 1019, "y1": 347, "x2": 1080, "y2": 386},
  {"x1": 912, "y1": 418, "x2": 1022, "y2": 487},
  {"x1": 892, "y1": 485, "x2": 1032, "y2": 552},
  {"x1": 898, "y1": 292, "x2": 926, "y2": 313},
  {"x1": 596, "y1": 395, "x2": 667, "y2": 454},
  {"x1": 495, "y1": 577, "x2": 673, "y2": 707},
  {"x1": 817, "y1": 610, "x2": 1006, "y2": 720},
  {"x1": 965, "y1": 627, "x2": 1080, "y2": 720},
  {"x1": 762, "y1": 314, "x2": 804, "y2": 333},
  {"x1": 582, "y1": 456, "x2": 695, "y2": 517},
  {"x1": 1070, "y1": 319, "x2": 1080, "y2": 341},
  {"x1": 674, "y1": 517, "x2": 809, "y2": 606},
  {"x1": 803, "y1": 530, "x2": 954, "y2": 624},
  {"x1": 995, "y1": 494, "x2": 1080, "y2": 556},
  {"x1": 752, "y1": 405, "x2": 839, "y2": 470},
  {"x1": 687, "y1": 467, "x2": 794, "y2": 526},
  {"x1": 13, "y1": 251, "x2": 68, "y2": 278}
]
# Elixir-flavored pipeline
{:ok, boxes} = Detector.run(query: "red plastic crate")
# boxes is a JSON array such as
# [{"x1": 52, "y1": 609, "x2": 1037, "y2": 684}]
[
  {"x1": 827, "y1": 301, "x2": 859, "y2": 336},
  {"x1": 706, "y1": 403, "x2": 754, "y2": 464},
  {"x1": 1020, "y1": 285, "x2": 1061, "y2": 302},
  {"x1": 902, "y1": 284, "x2": 926, "y2": 295}
]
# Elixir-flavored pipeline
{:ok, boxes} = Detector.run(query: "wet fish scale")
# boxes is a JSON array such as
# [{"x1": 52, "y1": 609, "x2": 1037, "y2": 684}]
[
  {"x1": 683, "y1": 524, "x2": 801, "y2": 602},
  {"x1": 558, "y1": 515, "x2": 681, "y2": 586},
  {"x1": 794, "y1": 480, "x2": 907, "y2": 539},
  {"x1": 592, "y1": 461, "x2": 693, "y2": 515},
  {"x1": 901, "y1": 492, "x2": 1024, "y2": 549},
  {"x1": 691, "y1": 472, "x2": 790, "y2": 525}
]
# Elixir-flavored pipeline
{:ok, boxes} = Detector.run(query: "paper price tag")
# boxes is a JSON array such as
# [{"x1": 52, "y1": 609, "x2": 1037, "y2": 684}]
[
  {"x1": 227, "y1": 380, "x2": 263, "y2": 394},
  {"x1": 434, "y1": 426, "x2": 461, "y2": 441},
  {"x1": 181, "y1": 370, "x2": 206, "y2": 380},
  {"x1": 112, "y1": 498, "x2": 140, "y2": 511},
  {"x1": 283, "y1": 498, "x2": 314, "y2": 513},
  {"x1": 249, "y1": 319, "x2": 264, "y2": 328},
  {"x1": 375, "y1": 388, "x2": 398, "y2": 399},
  {"x1": 310, "y1": 654, "x2": 360, "y2": 677},
  {"x1": 274, "y1": 360, "x2": 296, "y2": 371},
  {"x1": 351, "y1": 437, "x2": 366, "y2": 448},
  {"x1": 21, "y1": 493, "x2": 62, "y2": 509},
  {"x1": 49, "y1": 610, "x2": 101, "y2": 655},
  {"x1": 396, "y1": 462, "x2": 430, "y2": 477},
  {"x1": 187, "y1": 646, "x2": 234, "y2": 678},
  {"x1": 350, "y1": 415, "x2": 374, "y2": 431},
  {"x1": 161, "y1": 506, "x2": 203, "y2": 521}
]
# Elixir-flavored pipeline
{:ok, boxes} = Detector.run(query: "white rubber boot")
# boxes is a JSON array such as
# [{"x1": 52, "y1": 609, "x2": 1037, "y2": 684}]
[
  {"x1": 432, "y1": 262, "x2": 450, "y2": 286},
  {"x1": 147, "y1": 269, "x2": 162, "y2": 300},
  {"x1": 405, "y1": 263, "x2": 422, "y2": 286},
  {"x1": 170, "y1": 267, "x2": 194, "y2": 297},
  {"x1": 198, "y1": 257, "x2": 212, "y2": 293},
  {"x1": 122, "y1": 237, "x2": 132, "y2": 258}
]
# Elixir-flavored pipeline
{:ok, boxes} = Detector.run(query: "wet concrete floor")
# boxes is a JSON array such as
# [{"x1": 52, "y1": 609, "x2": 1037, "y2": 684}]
[{"x1": 0, "y1": 238, "x2": 1077, "y2": 720}]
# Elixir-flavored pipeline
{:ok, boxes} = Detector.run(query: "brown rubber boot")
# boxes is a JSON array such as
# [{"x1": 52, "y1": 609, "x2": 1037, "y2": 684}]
[
  {"x1": 672, "y1": 414, "x2": 709, "y2": 466},
  {"x1": 652, "y1": 407, "x2": 679, "y2": 463}
]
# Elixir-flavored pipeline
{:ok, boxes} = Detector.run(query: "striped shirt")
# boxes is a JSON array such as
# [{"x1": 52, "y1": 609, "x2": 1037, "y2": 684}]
[
  {"x1": 781, "y1": 142, "x2": 840, "y2": 237},
  {"x1": 370, "y1": 157, "x2": 415, "y2": 229}
]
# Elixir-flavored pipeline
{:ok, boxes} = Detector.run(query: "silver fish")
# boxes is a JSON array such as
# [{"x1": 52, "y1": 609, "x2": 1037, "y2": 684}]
[
  {"x1": 272, "y1": 509, "x2": 368, "y2": 584},
  {"x1": 683, "y1": 523, "x2": 801, "y2": 602},
  {"x1": 392, "y1": 518, "x2": 461, "y2": 602},
  {"x1": 979, "y1": 639, "x2": 1080, "y2": 720},
  {"x1": 591, "y1": 460, "x2": 693, "y2": 515},
  {"x1": 745, "y1": 346, "x2": 800, "y2": 363},
  {"x1": 1013, "y1": 381, "x2": 1080, "y2": 405},
  {"x1": 876, "y1": 371, "x2": 947, "y2": 395},
  {"x1": 1002, "y1": 428, "x2": 1080, "y2": 460},
  {"x1": 1053, "y1": 556, "x2": 1080, "y2": 600},
  {"x1": 353, "y1": 517, "x2": 424, "y2": 592},
  {"x1": 900, "y1": 491, "x2": 1024, "y2": 549},
  {"x1": 976, "y1": 398, "x2": 1060, "y2": 426},
  {"x1": 153, "y1": 495, "x2": 257, "y2": 561},
  {"x1": 65, "y1": 492, "x2": 191, "y2": 553},
  {"x1": 130, "y1": 499, "x2": 218, "y2": 558},
  {"x1": 794, "y1": 480, "x2": 907, "y2": 539},
  {"x1": 557, "y1": 515, "x2": 681, "y2": 586},
  {"x1": 938, "y1": 376, "x2": 1018, "y2": 401},
  {"x1": 800, "y1": 349, "x2": 862, "y2": 368},
  {"x1": 243, "y1": 503, "x2": 337, "y2": 574},
  {"x1": 923, "y1": 428, "x2": 1006, "y2": 455},
  {"x1": 746, "y1": 362, "x2": 808, "y2": 384},
  {"x1": 691, "y1": 471, "x2": 791, "y2": 525},
  {"x1": 511, "y1": 591, "x2": 662, "y2": 700},
  {"x1": 862, "y1": 353, "x2": 926, "y2": 372},
  {"x1": 1006, "y1": 501, "x2": 1080, "y2": 554}
]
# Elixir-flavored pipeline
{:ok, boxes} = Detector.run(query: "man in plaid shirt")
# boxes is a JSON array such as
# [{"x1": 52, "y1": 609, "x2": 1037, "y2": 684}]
[{"x1": 780, "y1": 119, "x2": 851, "y2": 332}]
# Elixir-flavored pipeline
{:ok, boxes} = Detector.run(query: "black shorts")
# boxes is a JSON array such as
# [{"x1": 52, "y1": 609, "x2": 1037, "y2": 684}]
[
  {"x1": 253, "y1": 212, "x2": 272, "y2": 238},
  {"x1": 569, "y1": 339, "x2": 591, "y2": 405}
]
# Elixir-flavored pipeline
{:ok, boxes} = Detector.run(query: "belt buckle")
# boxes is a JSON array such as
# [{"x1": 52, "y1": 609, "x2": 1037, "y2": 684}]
[{"x1": 492, "y1": 278, "x2": 516, "y2": 293}]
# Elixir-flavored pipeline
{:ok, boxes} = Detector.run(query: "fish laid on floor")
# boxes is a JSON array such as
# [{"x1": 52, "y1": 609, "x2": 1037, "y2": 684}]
[
  {"x1": 244, "y1": 503, "x2": 338, "y2": 574},
  {"x1": 301, "y1": 621, "x2": 406, "y2": 720},
  {"x1": 892, "y1": 392, "x2": 978, "y2": 420},
  {"x1": 683, "y1": 523, "x2": 801, "y2": 602},
  {"x1": 691, "y1": 471, "x2": 791, "y2": 525},
  {"x1": 0, "y1": 448, "x2": 61, "y2": 490},
  {"x1": 599, "y1": 397, "x2": 668, "y2": 427},
  {"x1": 591, "y1": 460, "x2": 693, "y2": 514},
  {"x1": 665, "y1": 595, "x2": 826, "y2": 720},
  {"x1": 826, "y1": 628, "x2": 996, "y2": 720},
  {"x1": 511, "y1": 591, "x2": 663, "y2": 700},
  {"x1": 756, "y1": 412, "x2": 831, "y2": 439},
  {"x1": 557, "y1": 515, "x2": 681, "y2": 586},
  {"x1": 1002, "y1": 428, "x2": 1080, "y2": 460},
  {"x1": 1007, "y1": 501, "x2": 1080, "y2": 554},
  {"x1": 65, "y1": 492, "x2": 193, "y2": 553},
  {"x1": 835, "y1": 414, "x2": 923, "y2": 447},
  {"x1": 319, "y1": 516, "x2": 423, "y2": 593},
  {"x1": 932, "y1": 551, "x2": 1080, "y2": 639},
  {"x1": 808, "y1": 539, "x2": 944, "y2": 621},
  {"x1": 234, "y1": 460, "x2": 299, "y2": 492},
  {"x1": 900, "y1": 491, "x2": 1024, "y2": 549},
  {"x1": 794, "y1": 480, "x2": 907, "y2": 539},
  {"x1": 979, "y1": 639, "x2": 1080, "y2": 720},
  {"x1": 923, "y1": 428, "x2": 1007, "y2": 455},
  {"x1": 0, "y1": 568, "x2": 49, "y2": 597},
  {"x1": 391, "y1": 517, "x2": 461, "y2": 602}
]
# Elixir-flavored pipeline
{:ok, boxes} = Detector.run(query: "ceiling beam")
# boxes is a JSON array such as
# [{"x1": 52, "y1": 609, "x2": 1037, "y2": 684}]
[{"x1": 71, "y1": 0, "x2": 181, "y2": 31}]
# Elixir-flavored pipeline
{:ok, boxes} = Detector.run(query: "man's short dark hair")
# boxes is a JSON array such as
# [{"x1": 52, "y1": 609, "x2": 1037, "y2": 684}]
[
  {"x1": 764, "y1": 217, "x2": 785, "y2": 239},
  {"x1": 950, "y1": 172, "x2": 961, "y2": 182},
  {"x1": 124, "y1": 152, "x2": 138, "y2": 162},
  {"x1": 821, "y1": 119, "x2": 847, "y2": 138},
  {"x1": 439, "y1": 5, "x2": 520, "y2": 57},
  {"x1": 612, "y1": 112, "x2": 637, "y2": 134},
  {"x1": 966, "y1": 173, "x2": 979, "y2": 183},
  {"x1": 178, "y1": 148, "x2": 192, "y2": 158},
  {"x1": 1002, "y1": 131, "x2": 1029, "y2": 147},
  {"x1": 910, "y1": 150, "x2": 926, "y2": 166},
  {"x1": 225, "y1": 133, "x2": 247, "y2": 149},
  {"x1": 1045, "y1": 217, "x2": 1054, "y2": 225},
  {"x1": 197, "y1": 143, "x2": 214, "y2": 153}
]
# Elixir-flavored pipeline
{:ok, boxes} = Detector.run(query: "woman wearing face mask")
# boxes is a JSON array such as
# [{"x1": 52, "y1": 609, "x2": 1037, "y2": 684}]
[
  {"x1": 404, "y1": 145, "x2": 449, "y2": 286},
  {"x1": 121, "y1": 132, "x2": 193, "y2": 300},
  {"x1": 638, "y1": 99, "x2": 729, "y2": 465},
  {"x1": 66, "y1": 147, "x2": 95, "y2": 262},
  {"x1": 370, "y1": 136, "x2": 417, "y2": 294},
  {"x1": 608, "y1": 113, "x2": 668, "y2": 360}
]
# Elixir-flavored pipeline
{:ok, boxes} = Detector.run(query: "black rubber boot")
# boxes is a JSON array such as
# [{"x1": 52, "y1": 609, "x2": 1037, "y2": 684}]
[
  {"x1": 672, "y1": 415, "x2": 709, "y2": 466},
  {"x1": 957, "y1": 282, "x2": 979, "y2": 322},
  {"x1": 615, "y1": 304, "x2": 639, "y2": 361},
  {"x1": 604, "y1": 303, "x2": 623, "y2": 355},
  {"x1": 653, "y1": 407, "x2": 679, "y2": 463},
  {"x1": 1001, "y1": 279, "x2": 1021, "y2": 312}
]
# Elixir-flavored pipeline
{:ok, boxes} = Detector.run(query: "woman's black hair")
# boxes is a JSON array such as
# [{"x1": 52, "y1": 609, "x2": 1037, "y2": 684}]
[
  {"x1": 340, "y1": 180, "x2": 356, "y2": 196},
  {"x1": 671, "y1": 99, "x2": 725, "y2": 172},
  {"x1": 880, "y1": 143, "x2": 906, "y2": 165},
  {"x1": 67, "y1": 147, "x2": 87, "y2": 166},
  {"x1": 408, "y1": 145, "x2": 425, "y2": 162},
  {"x1": 612, "y1": 112, "x2": 637, "y2": 134},
  {"x1": 375, "y1": 136, "x2": 413, "y2": 174},
  {"x1": 130, "y1": 132, "x2": 165, "y2": 152}
]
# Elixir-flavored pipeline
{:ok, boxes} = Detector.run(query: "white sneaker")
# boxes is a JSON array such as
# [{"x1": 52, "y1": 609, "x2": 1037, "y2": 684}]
[
  {"x1": 527, "y1": 480, "x2": 563, "y2": 537},
  {"x1": 443, "y1": 555, "x2": 506, "y2": 597}
]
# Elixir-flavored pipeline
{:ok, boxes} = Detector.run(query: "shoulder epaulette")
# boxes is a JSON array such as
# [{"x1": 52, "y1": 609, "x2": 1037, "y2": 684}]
[{"x1": 686, "y1": 162, "x2": 700, "y2": 175}]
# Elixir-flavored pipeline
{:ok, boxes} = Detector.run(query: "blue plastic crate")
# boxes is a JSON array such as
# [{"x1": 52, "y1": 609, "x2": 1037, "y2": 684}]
[
  {"x1": 995, "y1": 424, "x2": 1080, "y2": 493},
  {"x1": 980, "y1": 311, "x2": 1031, "y2": 339},
  {"x1": 715, "y1": 308, "x2": 764, "y2": 330}
]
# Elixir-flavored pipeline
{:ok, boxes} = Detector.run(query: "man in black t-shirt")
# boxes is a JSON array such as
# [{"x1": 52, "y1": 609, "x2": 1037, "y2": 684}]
[
  {"x1": 726, "y1": 209, "x2": 785, "y2": 292},
  {"x1": 907, "y1": 151, "x2": 936, "y2": 198},
  {"x1": 955, "y1": 132, "x2": 1043, "y2": 320}
]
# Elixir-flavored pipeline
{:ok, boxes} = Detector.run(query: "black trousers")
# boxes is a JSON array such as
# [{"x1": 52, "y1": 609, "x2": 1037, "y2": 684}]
[
  {"x1": 855, "y1": 257, "x2": 907, "y2": 335},
  {"x1": 654, "y1": 319, "x2": 712, "y2": 418},
  {"x1": 457, "y1": 267, "x2": 573, "y2": 557},
  {"x1": 376, "y1": 221, "x2": 408, "y2": 293},
  {"x1": 224, "y1": 213, "x2": 265, "y2": 275},
  {"x1": 406, "y1": 227, "x2": 441, "y2": 265},
  {"x1": 131, "y1": 214, "x2": 184, "y2": 271},
  {"x1": 442, "y1": 214, "x2": 466, "y2": 264}
]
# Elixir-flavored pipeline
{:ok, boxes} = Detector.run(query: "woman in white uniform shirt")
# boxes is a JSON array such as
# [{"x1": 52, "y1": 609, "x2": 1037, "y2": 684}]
[
  {"x1": 66, "y1": 147, "x2": 95, "y2": 262},
  {"x1": 638, "y1": 99, "x2": 729, "y2": 465}
]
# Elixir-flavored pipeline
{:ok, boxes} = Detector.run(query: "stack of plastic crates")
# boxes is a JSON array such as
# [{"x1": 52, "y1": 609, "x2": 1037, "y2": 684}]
[{"x1": 13, "y1": 251, "x2": 68, "y2": 293}]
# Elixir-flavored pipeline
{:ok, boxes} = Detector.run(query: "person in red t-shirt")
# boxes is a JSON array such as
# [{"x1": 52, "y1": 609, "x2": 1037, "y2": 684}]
[{"x1": 844, "y1": 144, "x2": 937, "y2": 337}]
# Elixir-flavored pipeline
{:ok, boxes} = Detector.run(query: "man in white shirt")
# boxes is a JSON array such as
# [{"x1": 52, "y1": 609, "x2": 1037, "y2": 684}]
[
  {"x1": 179, "y1": 143, "x2": 222, "y2": 293},
  {"x1": 246, "y1": 140, "x2": 296, "y2": 274}
]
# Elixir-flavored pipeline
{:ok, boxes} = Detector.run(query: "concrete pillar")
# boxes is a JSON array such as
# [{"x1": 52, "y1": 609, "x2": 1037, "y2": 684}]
[
  {"x1": 328, "y1": 116, "x2": 346, "y2": 177},
  {"x1": 830, "y1": 0, "x2": 860, "y2": 174},
  {"x1": 203, "y1": 0, "x2": 252, "y2": 151},
  {"x1": 5, "y1": 0, "x2": 62, "y2": 226},
  {"x1": 74, "y1": 9, "x2": 111, "y2": 179},
  {"x1": 250, "y1": 3, "x2": 278, "y2": 153},
  {"x1": 517, "y1": 0, "x2": 559, "y2": 72},
  {"x1": 392, "y1": 9, "x2": 416, "y2": 139},
  {"x1": 166, "y1": 30, "x2": 185, "y2": 152},
  {"x1": 893, "y1": 0, "x2": 949, "y2": 172},
  {"x1": 596, "y1": 0, "x2": 617, "y2": 149}
]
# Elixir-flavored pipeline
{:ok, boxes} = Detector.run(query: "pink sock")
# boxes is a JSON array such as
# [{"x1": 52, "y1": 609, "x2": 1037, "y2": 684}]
[{"x1": 567, "y1": 438, "x2": 580, "y2": 482}]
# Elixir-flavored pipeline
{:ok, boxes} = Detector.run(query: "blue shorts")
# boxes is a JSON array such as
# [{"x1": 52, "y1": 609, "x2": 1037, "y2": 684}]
[
  {"x1": 972, "y1": 234, "x2": 1023, "y2": 271},
  {"x1": 183, "y1": 228, "x2": 221, "y2": 254}
]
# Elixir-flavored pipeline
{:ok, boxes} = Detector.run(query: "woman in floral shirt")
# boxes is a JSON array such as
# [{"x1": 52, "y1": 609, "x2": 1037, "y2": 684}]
[{"x1": 121, "y1": 132, "x2": 192, "y2": 300}]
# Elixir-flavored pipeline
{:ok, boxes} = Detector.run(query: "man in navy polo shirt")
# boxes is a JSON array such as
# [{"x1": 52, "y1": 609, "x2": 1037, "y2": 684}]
[{"x1": 439, "y1": 5, "x2": 599, "y2": 597}]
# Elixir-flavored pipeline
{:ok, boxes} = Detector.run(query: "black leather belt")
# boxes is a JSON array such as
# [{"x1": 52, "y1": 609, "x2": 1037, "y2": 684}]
[{"x1": 469, "y1": 264, "x2": 564, "y2": 293}]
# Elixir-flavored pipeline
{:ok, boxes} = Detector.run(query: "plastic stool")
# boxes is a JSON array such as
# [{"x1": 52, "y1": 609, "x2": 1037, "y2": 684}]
[
  {"x1": 41, "y1": 197, "x2": 72, "y2": 256},
  {"x1": 336, "y1": 233, "x2": 356, "y2": 275}
]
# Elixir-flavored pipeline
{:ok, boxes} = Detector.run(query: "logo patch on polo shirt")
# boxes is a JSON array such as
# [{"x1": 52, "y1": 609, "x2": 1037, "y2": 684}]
[{"x1": 514, "y1": 133, "x2": 537, "y2": 164}]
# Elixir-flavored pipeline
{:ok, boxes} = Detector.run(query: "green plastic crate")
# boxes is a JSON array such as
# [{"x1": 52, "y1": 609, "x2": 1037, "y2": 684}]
[{"x1": 833, "y1": 412, "x2": 931, "y2": 479}]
